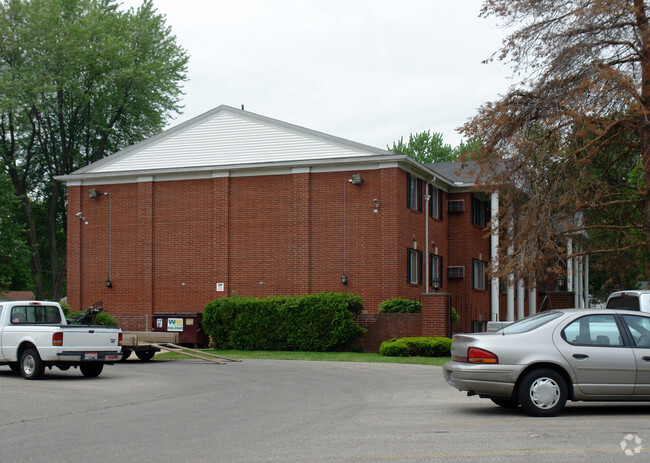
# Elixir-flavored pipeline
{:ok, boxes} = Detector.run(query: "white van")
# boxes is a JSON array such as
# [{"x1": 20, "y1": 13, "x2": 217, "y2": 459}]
[{"x1": 605, "y1": 290, "x2": 650, "y2": 312}]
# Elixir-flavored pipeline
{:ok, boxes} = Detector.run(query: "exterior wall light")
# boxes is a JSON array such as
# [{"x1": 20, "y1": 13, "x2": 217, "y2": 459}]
[
  {"x1": 349, "y1": 174, "x2": 363, "y2": 185},
  {"x1": 89, "y1": 188, "x2": 100, "y2": 198},
  {"x1": 432, "y1": 278, "x2": 441, "y2": 292},
  {"x1": 341, "y1": 273, "x2": 348, "y2": 285}
]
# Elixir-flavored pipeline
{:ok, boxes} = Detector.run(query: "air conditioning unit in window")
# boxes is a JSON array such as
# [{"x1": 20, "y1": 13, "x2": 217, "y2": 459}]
[
  {"x1": 446, "y1": 199, "x2": 465, "y2": 212},
  {"x1": 447, "y1": 266, "x2": 465, "y2": 279}
]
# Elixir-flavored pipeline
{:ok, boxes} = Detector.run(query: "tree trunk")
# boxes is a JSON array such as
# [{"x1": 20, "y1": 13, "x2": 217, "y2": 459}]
[{"x1": 47, "y1": 181, "x2": 63, "y2": 301}]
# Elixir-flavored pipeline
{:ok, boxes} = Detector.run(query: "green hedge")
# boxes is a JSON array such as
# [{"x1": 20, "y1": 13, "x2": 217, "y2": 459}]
[
  {"x1": 380, "y1": 336, "x2": 452, "y2": 357},
  {"x1": 378, "y1": 297, "x2": 422, "y2": 313},
  {"x1": 203, "y1": 292, "x2": 366, "y2": 351},
  {"x1": 69, "y1": 311, "x2": 119, "y2": 327}
]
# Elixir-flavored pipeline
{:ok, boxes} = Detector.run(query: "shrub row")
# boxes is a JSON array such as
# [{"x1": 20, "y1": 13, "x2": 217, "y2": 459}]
[
  {"x1": 378, "y1": 297, "x2": 422, "y2": 314},
  {"x1": 380, "y1": 336, "x2": 452, "y2": 357},
  {"x1": 203, "y1": 292, "x2": 366, "y2": 351},
  {"x1": 68, "y1": 311, "x2": 119, "y2": 327}
]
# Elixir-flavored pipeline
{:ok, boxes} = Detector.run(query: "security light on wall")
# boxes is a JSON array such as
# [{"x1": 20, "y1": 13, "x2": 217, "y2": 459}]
[
  {"x1": 348, "y1": 174, "x2": 363, "y2": 185},
  {"x1": 89, "y1": 188, "x2": 99, "y2": 198}
]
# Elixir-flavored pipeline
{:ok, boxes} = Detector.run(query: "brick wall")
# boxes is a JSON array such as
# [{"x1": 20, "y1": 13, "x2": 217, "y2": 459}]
[
  {"x1": 67, "y1": 167, "x2": 418, "y2": 316},
  {"x1": 357, "y1": 313, "x2": 422, "y2": 353},
  {"x1": 66, "y1": 166, "x2": 507, "y2": 343},
  {"x1": 546, "y1": 291, "x2": 576, "y2": 310}
]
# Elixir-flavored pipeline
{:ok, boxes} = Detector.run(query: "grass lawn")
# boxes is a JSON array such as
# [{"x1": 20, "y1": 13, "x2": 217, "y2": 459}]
[{"x1": 155, "y1": 349, "x2": 450, "y2": 366}]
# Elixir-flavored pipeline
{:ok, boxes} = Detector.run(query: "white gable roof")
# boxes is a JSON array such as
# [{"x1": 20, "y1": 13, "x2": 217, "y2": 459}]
[{"x1": 72, "y1": 105, "x2": 393, "y2": 176}]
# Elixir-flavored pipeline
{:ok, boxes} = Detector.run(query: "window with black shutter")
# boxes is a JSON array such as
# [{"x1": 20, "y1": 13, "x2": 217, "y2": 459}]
[
  {"x1": 430, "y1": 254, "x2": 443, "y2": 288},
  {"x1": 407, "y1": 173, "x2": 422, "y2": 212},
  {"x1": 407, "y1": 248, "x2": 423, "y2": 285}
]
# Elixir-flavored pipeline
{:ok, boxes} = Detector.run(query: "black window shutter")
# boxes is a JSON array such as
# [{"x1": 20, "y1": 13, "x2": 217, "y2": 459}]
[
  {"x1": 438, "y1": 189, "x2": 444, "y2": 220},
  {"x1": 417, "y1": 179, "x2": 423, "y2": 212},
  {"x1": 406, "y1": 249, "x2": 411, "y2": 284},
  {"x1": 406, "y1": 173, "x2": 412, "y2": 208}
]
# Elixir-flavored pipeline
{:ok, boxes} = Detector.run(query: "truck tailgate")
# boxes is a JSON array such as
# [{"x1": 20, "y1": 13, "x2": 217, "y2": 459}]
[{"x1": 62, "y1": 326, "x2": 121, "y2": 351}]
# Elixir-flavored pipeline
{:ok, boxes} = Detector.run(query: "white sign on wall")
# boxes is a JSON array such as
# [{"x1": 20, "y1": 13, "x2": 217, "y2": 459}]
[
  {"x1": 216, "y1": 282, "x2": 225, "y2": 292},
  {"x1": 167, "y1": 318, "x2": 183, "y2": 332}
]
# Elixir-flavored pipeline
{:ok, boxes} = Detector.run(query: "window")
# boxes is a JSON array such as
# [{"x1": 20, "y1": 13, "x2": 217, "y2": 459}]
[
  {"x1": 562, "y1": 314, "x2": 623, "y2": 346},
  {"x1": 429, "y1": 185, "x2": 443, "y2": 219},
  {"x1": 500, "y1": 311, "x2": 563, "y2": 334},
  {"x1": 430, "y1": 254, "x2": 443, "y2": 287},
  {"x1": 11, "y1": 305, "x2": 62, "y2": 324},
  {"x1": 472, "y1": 259, "x2": 488, "y2": 291},
  {"x1": 622, "y1": 315, "x2": 650, "y2": 347},
  {"x1": 606, "y1": 295, "x2": 640, "y2": 310},
  {"x1": 406, "y1": 173, "x2": 422, "y2": 212},
  {"x1": 471, "y1": 194, "x2": 491, "y2": 228},
  {"x1": 407, "y1": 248, "x2": 423, "y2": 285}
]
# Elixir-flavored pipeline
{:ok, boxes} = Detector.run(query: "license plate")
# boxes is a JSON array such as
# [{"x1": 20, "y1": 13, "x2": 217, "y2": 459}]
[
  {"x1": 448, "y1": 373, "x2": 454, "y2": 385},
  {"x1": 84, "y1": 353, "x2": 98, "y2": 360}
]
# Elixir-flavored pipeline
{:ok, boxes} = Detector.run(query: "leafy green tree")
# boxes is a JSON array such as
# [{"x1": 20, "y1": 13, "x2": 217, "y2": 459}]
[
  {"x1": 389, "y1": 130, "x2": 478, "y2": 163},
  {"x1": 462, "y1": 0, "x2": 650, "y2": 283},
  {"x1": 0, "y1": 0, "x2": 188, "y2": 299},
  {"x1": 0, "y1": 169, "x2": 32, "y2": 293}
]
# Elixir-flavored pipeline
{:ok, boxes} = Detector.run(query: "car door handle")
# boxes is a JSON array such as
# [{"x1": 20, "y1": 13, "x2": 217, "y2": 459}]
[
  {"x1": 643, "y1": 356, "x2": 650, "y2": 362},
  {"x1": 573, "y1": 354, "x2": 589, "y2": 359}
]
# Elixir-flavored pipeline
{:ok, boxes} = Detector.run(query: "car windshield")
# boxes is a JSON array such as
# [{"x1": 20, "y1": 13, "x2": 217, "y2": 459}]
[{"x1": 499, "y1": 311, "x2": 564, "y2": 334}]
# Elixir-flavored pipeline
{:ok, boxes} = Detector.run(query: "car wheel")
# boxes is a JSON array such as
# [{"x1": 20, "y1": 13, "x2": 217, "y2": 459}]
[
  {"x1": 518, "y1": 368, "x2": 567, "y2": 417},
  {"x1": 491, "y1": 398, "x2": 519, "y2": 408},
  {"x1": 135, "y1": 350, "x2": 156, "y2": 361},
  {"x1": 80, "y1": 363, "x2": 104, "y2": 377},
  {"x1": 20, "y1": 348, "x2": 45, "y2": 380}
]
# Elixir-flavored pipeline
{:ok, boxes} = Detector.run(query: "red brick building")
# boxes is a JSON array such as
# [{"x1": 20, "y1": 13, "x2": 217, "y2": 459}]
[{"x1": 57, "y1": 105, "x2": 565, "y2": 349}]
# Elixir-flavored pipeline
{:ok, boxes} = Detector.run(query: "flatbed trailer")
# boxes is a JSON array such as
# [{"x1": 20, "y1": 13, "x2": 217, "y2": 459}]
[{"x1": 120, "y1": 331, "x2": 179, "y2": 361}]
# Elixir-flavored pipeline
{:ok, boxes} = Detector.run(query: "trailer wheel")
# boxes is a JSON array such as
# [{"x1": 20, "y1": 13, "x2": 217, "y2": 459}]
[
  {"x1": 120, "y1": 347, "x2": 132, "y2": 361},
  {"x1": 136, "y1": 350, "x2": 156, "y2": 361},
  {"x1": 80, "y1": 363, "x2": 104, "y2": 377},
  {"x1": 20, "y1": 348, "x2": 45, "y2": 380}
]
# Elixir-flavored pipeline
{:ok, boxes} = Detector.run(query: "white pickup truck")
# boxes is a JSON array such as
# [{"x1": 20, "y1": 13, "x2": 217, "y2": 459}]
[
  {"x1": 606, "y1": 290, "x2": 650, "y2": 312},
  {"x1": 0, "y1": 300, "x2": 122, "y2": 379}
]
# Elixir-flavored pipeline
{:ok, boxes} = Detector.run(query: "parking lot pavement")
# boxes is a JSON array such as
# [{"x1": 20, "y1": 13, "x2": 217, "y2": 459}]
[{"x1": 2, "y1": 359, "x2": 650, "y2": 462}]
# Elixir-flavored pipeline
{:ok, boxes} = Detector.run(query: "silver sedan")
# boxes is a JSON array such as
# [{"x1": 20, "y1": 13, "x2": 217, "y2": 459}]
[{"x1": 442, "y1": 308, "x2": 650, "y2": 416}]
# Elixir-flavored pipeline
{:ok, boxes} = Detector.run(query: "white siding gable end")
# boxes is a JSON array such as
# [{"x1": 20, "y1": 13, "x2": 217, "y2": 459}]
[{"x1": 80, "y1": 105, "x2": 392, "y2": 175}]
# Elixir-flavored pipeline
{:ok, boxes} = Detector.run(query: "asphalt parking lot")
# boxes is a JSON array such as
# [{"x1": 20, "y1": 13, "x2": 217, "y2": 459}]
[{"x1": 1, "y1": 358, "x2": 649, "y2": 462}]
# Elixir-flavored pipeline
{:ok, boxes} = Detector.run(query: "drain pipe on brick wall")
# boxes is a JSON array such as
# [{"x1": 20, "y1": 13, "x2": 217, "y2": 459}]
[
  {"x1": 425, "y1": 186, "x2": 430, "y2": 294},
  {"x1": 343, "y1": 174, "x2": 363, "y2": 289}
]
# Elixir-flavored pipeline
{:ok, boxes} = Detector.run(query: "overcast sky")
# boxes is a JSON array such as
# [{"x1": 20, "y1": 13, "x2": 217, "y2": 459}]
[{"x1": 120, "y1": 0, "x2": 513, "y2": 150}]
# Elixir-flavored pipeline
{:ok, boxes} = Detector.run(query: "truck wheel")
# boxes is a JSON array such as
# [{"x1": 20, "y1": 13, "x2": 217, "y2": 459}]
[
  {"x1": 20, "y1": 348, "x2": 45, "y2": 380},
  {"x1": 136, "y1": 350, "x2": 156, "y2": 361},
  {"x1": 80, "y1": 363, "x2": 104, "y2": 377},
  {"x1": 517, "y1": 368, "x2": 567, "y2": 417},
  {"x1": 120, "y1": 347, "x2": 132, "y2": 361}
]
